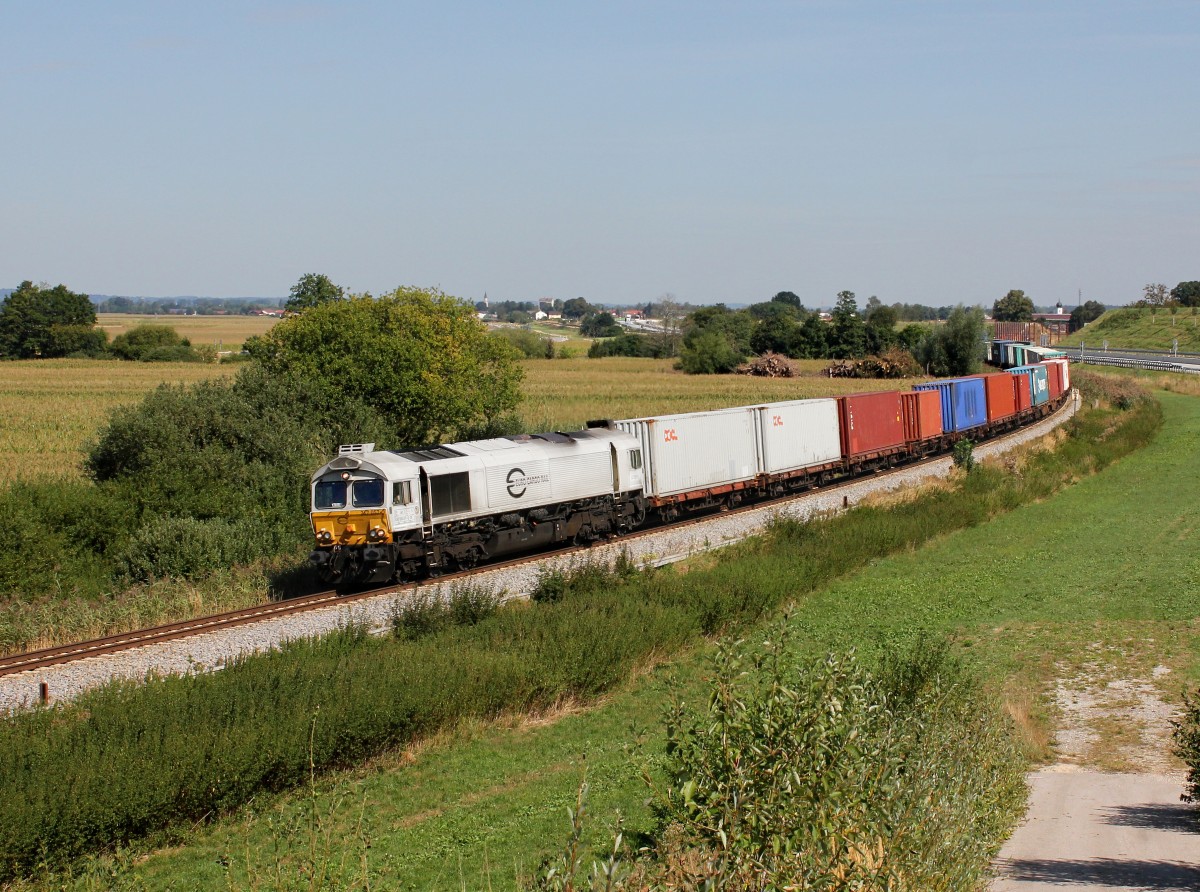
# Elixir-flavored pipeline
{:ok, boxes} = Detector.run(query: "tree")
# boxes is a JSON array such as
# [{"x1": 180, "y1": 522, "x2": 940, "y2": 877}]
[
  {"x1": 0, "y1": 280, "x2": 99, "y2": 359},
  {"x1": 110, "y1": 324, "x2": 186, "y2": 357},
  {"x1": 991, "y1": 290, "x2": 1034, "y2": 322},
  {"x1": 749, "y1": 302, "x2": 801, "y2": 355},
  {"x1": 771, "y1": 291, "x2": 804, "y2": 310},
  {"x1": 653, "y1": 293, "x2": 685, "y2": 358},
  {"x1": 580, "y1": 311, "x2": 621, "y2": 337},
  {"x1": 864, "y1": 302, "x2": 898, "y2": 355},
  {"x1": 917, "y1": 305, "x2": 984, "y2": 376},
  {"x1": 827, "y1": 291, "x2": 866, "y2": 359},
  {"x1": 1171, "y1": 281, "x2": 1200, "y2": 308},
  {"x1": 246, "y1": 287, "x2": 524, "y2": 445},
  {"x1": 677, "y1": 328, "x2": 745, "y2": 374},
  {"x1": 285, "y1": 273, "x2": 344, "y2": 312},
  {"x1": 1070, "y1": 300, "x2": 1106, "y2": 329},
  {"x1": 561, "y1": 297, "x2": 594, "y2": 319},
  {"x1": 1141, "y1": 283, "x2": 1169, "y2": 307}
]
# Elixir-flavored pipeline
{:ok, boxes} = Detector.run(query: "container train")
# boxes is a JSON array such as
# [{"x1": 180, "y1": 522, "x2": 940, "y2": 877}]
[{"x1": 308, "y1": 360, "x2": 1072, "y2": 587}]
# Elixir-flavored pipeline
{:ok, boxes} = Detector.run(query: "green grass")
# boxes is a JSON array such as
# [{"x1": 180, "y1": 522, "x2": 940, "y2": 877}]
[
  {"x1": 11, "y1": 384, "x2": 1193, "y2": 891},
  {"x1": 1060, "y1": 306, "x2": 1200, "y2": 351}
]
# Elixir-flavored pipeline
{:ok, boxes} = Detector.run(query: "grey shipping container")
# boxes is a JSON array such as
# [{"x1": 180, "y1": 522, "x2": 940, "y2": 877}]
[
  {"x1": 754, "y1": 398, "x2": 842, "y2": 474},
  {"x1": 616, "y1": 407, "x2": 759, "y2": 499}
]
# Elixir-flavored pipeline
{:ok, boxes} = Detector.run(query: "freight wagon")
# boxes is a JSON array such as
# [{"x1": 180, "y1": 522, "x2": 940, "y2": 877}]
[{"x1": 309, "y1": 366, "x2": 1074, "y2": 586}]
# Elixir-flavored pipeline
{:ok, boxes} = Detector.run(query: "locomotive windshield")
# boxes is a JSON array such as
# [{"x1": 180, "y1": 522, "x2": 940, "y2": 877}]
[
  {"x1": 314, "y1": 480, "x2": 347, "y2": 509},
  {"x1": 352, "y1": 478, "x2": 385, "y2": 507}
]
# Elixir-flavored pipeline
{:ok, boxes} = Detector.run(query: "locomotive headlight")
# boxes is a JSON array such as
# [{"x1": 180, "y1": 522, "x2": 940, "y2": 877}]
[
  {"x1": 317, "y1": 529, "x2": 333, "y2": 544},
  {"x1": 367, "y1": 526, "x2": 387, "y2": 542}
]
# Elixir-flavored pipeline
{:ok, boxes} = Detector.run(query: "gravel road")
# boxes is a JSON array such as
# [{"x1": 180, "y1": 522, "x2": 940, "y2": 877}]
[{"x1": 0, "y1": 394, "x2": 1078, "y2": 713}]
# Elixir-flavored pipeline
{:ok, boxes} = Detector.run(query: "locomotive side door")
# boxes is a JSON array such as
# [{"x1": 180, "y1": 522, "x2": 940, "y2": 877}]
[{"x1": 388, "y1": 473, "x2": 423, "y2": 535}]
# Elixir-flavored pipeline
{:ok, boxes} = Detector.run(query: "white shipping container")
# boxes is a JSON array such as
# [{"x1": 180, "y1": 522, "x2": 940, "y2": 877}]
[
  {"x1": 617, "y1": 407, "x2": 759, "y2": 498},
  {"x1": 755, "y1": 399, "x2": 842, "y2": 473}
]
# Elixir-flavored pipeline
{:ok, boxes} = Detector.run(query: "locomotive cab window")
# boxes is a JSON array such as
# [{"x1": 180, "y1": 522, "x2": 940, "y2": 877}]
[
  {"x1": 629, "y1": 449, "x2": 642, "y2": 470},
  {"x1": 314, "y1": 480, "x2": 347, "y2": 509},
  {"x1": 352, "y1": 478, "x2": 385, "y2": 507},
  {"x1": 392, "y1": 480, "x2": 413, "y2": 506},
  {"x1": 429, "y1": 472, "x2": 471, "y2": 516}
]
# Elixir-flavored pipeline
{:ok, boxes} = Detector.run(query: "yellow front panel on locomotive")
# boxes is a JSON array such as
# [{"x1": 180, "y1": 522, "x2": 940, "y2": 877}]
[{"x1": 311, "y1": 509, "x2": 391, "y2": 546}]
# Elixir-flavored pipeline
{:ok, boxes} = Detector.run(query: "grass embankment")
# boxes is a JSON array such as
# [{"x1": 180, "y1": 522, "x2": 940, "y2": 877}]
[
  {"x1": 1061, "y1": 306, "x2": 1200, "y2": 352},
  {"x1": 0, "y1": 376, "x2": 1172, "y2": 889}
]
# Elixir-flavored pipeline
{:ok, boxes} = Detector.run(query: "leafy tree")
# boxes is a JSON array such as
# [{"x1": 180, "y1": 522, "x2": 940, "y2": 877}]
[
  {"x1": 1171, "y1": 281, "x2": 1200, "y2": 307},
  {"x1": 677, "y1": 328, "x2": 745, "y2": 374},
  {"x1": 917, "y1": 305, "x2": 984, "y2": 376},
  {"x1": 991, "y1": 290, "x2": 1034, "y2": 322},
  {"x1": 1070, "y1": 300, "x2": 1107, "y2": 329},
  {"x1": 285, "y1": 273, "x2": 344, "y2": 312},
  {"x1": 827, "y1": 291, "x2": 867, "y2": 359},
  {"x1": 110, "y1": 324, "x2": 193, "y2": 361},
  {"x1": 561, "y1": 297, "x2": 594, "y2": 319},
  {"x1": 246, "y1": 287, "x2": 524, "y2": 446},
  {"x1": 771, "y1": 291, "x2": 804, "y2": 310},
  {"x1": 749, "y1": 302, "x2": 801, "y2": 355},
  {"x1": 1141, "y1": 283, "x2": 1169, "y2": 307},
  {"x1": 865, "y1": 302, "x2": 898, "y2": 355},
  {"x1": 580, "y1": 311, "x2": 621, "y2": 337},
  {"x1": 0, "y1": 280, "x2": 98, "y2": 359},
  {"x1": 792, "y1": 314, "x2": 829, "y2": 358}
]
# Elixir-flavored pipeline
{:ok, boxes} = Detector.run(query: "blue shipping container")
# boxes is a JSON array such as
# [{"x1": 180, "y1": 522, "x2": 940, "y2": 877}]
[
  {"x1": 912, "y1": 377, "x2": 988, "y2": 432},
  {"x1": 1007, "y1": 364, "x2": 1049, "y2": 406}
]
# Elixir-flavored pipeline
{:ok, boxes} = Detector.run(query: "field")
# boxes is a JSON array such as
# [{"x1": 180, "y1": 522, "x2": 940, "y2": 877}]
[
  {"x1": 19, "y1": 381, "x2": 1194, "y2": 890},
  {"x1": 516, "y1": 356, "x2": 919, "y2": 430},
  {"x1": 0, "y1": 359, "x2": 233, "y2": 481},
  {"x1": 0, "y1": 356, "x2": 913, "y2": 483},
  {"x1": 95, "y1": 312, "x2": 280, "y2": 348},
  {"x1": 1060, "y1": 306, "x2": 1200, "y2": 352}
]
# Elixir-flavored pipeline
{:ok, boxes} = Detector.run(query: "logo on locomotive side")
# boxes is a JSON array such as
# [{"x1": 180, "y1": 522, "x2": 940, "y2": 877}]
[{"x1": 505, "y1": 467, "x2": 550, "y2": 499}]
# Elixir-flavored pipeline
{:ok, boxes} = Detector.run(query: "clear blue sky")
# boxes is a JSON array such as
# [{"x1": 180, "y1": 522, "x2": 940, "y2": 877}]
[{"x1": 3, "y1": 1, "x2": 1197, "y2": 308}]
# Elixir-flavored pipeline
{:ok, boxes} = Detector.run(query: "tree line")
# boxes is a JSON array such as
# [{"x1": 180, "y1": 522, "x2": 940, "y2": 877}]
[{"x1": 590, "y1": 291, "x2": 986, "y2": 378}]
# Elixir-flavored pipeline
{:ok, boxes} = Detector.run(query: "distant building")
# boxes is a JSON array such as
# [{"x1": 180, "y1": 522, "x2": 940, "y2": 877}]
[{"x1": 1031, "y1": 302, "x2": 1073, "y2": 338}]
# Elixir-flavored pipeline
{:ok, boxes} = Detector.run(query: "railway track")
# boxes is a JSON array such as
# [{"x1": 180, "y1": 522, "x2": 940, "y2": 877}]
[{"x1": 0, "y1": 394, "x2": 1076, "y2": 682}]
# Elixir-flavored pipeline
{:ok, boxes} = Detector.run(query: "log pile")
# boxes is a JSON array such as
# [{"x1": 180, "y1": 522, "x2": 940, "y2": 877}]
[
  {"x1": 735, "y1": 352, "x2": 800, "y2": 378},
  {"x1": 824, "y1": 348, "x2": 921, "y2": 379}
]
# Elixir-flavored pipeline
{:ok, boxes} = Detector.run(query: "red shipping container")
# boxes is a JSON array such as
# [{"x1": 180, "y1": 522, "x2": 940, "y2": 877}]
[
  {"x1": 838, "y1": 391, "x2": 905, "y2": 460},
  {"x1": 901, "y1": 390, "x2": 943, "y2": 443},
  {"x1": 1011, "y1": 372, "x2": 1032, "y2": 412},
  {"x1": 980, "y1": 373, "x2": 1018, "y2": 421},
  {"x1": 1045, "y1": 362, "x2": 1064, "y2": 400}
]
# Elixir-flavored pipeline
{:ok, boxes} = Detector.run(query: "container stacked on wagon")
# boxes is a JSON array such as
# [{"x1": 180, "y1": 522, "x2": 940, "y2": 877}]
[{"x1": 307, "y1": 358, "x2": 1075, "y2": 586}]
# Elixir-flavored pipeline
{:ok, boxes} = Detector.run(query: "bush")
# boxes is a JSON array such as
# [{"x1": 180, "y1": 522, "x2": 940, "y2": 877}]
[
  {"x1": 110, "y1": 324, "x2": 193, "y2": 361},
  {"x1": 1173, "y1": 688, "x2": 1200, "y2": 808},
  {"x1": 953, "y1": 438, "x2": 976, "y2": 472},
  {"x1": 116, "y1": 516, "x2": 259, "y2": 582},
  {"x1": 491, "y1": 327, "x2": 555, "y2": 359},
  {"x1": 629, "y1": 641, "x2": 1026, "y2": 891}
]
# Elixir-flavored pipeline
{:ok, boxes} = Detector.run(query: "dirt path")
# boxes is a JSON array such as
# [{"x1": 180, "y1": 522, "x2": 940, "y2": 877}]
[{"x1": 990, "y1": 661, "x2": 1199, "y2": 890}]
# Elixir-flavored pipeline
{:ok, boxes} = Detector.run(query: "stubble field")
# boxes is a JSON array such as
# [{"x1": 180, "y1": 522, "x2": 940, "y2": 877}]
[{"x1": 0, "y1": 354, "x2": 908, "y2": 483}]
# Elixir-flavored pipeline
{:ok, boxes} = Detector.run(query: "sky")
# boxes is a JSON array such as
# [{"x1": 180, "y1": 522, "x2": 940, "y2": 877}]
[{"x1": 2, "y1": 1, "x2": 1197, "y2": 308}]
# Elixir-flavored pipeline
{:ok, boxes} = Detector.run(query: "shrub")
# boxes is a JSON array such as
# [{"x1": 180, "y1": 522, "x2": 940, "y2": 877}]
[
  {"x1": 953, "y1": 438, "x2": 976, "y2": 472},
  {"x1": 641, "y1": 641, "x2": 1025, "y2": 890},
  {"x1": 1173, "y1": 687, "x2": 1200, "y2": 808},
  {"x1": 110, "y1": 324, "x2": 191, "y2": 361}
]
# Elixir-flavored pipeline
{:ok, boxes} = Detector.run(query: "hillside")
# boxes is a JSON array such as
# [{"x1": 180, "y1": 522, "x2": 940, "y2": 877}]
[{"x1": 1060, "y1": 306, "x2": 1200, "y2": 352}]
